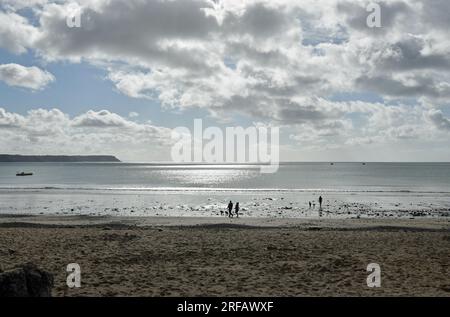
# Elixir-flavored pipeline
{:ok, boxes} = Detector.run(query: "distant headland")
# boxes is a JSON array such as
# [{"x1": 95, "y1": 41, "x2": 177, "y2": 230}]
[{"x1": 0, "y1": 155, "x2": 121, "y2": 162}]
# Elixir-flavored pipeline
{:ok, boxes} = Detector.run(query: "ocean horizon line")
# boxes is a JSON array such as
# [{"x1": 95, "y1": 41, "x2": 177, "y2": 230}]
[{"x1": 3, "y1": 161, "x2": 448, "y2": 164}]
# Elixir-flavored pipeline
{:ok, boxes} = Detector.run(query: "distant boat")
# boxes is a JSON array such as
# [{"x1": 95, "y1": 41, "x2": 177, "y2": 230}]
[
  {"x1": 16, "y1": 172, "x2": 33, "y2": 176},
  {"x1": 330, "y1": 163, "x2": 334, "y2": 165},
  {"x1": 362, "y1": 163, "x2": 366, "y2": 165}
]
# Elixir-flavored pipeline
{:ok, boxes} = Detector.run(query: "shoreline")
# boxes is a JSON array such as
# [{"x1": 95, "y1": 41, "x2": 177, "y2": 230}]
[
  {"x1": 0, "y1": 214, "x2": 448, "y2": 230},
  {"x1": 1, "y1": 184, "x2": 449, "y2": 220}
]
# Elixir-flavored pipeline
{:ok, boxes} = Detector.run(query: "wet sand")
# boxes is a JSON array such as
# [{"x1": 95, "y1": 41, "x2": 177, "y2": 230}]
[
  {"x1": 0, "y1": 216, "x2": 448, "y2": 297},
  {"x1": 1, "y1": 189, "x2": 449, "y2": 219}
]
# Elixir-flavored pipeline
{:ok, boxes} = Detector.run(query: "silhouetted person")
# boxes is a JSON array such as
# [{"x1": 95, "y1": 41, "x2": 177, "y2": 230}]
[
  {"x1": 228, "y1": 201, "x2": 233, "y2": 218},
  {"x1": 235, "y1": 202, "x2": 240, "y2": 218},
  {"x1": 319, "y1": 196, "x2": 323, "y2": 210},
  {"x1": 309, "y1": 201, "x2": 312, "y2": 209}
]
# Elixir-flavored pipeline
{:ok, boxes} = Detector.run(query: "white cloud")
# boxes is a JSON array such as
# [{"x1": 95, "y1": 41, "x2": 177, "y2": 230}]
[
  {"x1": 2, "y1": 0, "x2": 449, "y2": 115},
  {"x1": 0, "y1": 11, "x2": 39, "y2": 54},
  {"x1": 0, "y1": 108, "x2": 174, "y2": 161},
  {"x1": 0, "y1": 63, "x2": 54, "y2": 90},
  {"x1": 0, "y1": 107, "x2": 25, "y2": 128},
  {"x1": 0, "y1": 0, "x2": 47, "y2": 11},
  {"x1": 426, "y1": 109, "x2": 450, "y2": 131},
  {"x1": 72, "y1": 110, "x2": 136, "y2": 128}
]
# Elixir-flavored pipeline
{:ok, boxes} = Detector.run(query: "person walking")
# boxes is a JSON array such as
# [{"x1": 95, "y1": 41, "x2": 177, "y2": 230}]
[
  {"x1": 228, "y1": 200, "x2": 233, "y2": 218},
  {"x1": 319, "y1": 196, "x2": 323, "y2": 210},
  {"x1": 235, "y1": 202, "x2": 240, "y2": 218}
]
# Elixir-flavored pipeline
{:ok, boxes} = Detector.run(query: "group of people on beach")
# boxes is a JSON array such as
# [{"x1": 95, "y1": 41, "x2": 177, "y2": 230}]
[
  {"x1": 309, "y1": 196, "x2": 323, "y2": 210},
  {"x1": 223, "y1": 201, "x2": 240, "y2": 218},
  {"x1": 223, "y1": 196, "x2": 324, "y2": 218}
]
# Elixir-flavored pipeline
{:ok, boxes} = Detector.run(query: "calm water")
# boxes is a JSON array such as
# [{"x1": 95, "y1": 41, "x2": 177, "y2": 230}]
[
  {"x1": 1, "y1": 162, "x2": 450, "y2": 192},
  {"x1": 0, "y1": 162, "x2": 449, "y2": 218}
]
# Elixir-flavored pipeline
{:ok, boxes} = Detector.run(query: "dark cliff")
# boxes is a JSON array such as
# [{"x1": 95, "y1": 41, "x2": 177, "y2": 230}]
[{"x1": 0, "y1": 155, "x2": 121, "y2": 162}]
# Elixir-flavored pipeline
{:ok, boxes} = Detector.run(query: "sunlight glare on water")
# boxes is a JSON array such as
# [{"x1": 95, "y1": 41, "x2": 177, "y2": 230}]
[{"x1": 157, "y1": 168, "x2": 257, "y2": 186}]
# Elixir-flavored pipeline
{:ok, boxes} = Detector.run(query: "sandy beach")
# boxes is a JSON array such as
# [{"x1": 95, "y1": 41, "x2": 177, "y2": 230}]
[{"x1": 0, "y1": 215, "x2": 448, "y2": 297}]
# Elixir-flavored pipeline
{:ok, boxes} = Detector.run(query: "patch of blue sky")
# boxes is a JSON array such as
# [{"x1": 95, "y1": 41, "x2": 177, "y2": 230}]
[
  {"x1": 13, "y1": 6, "x2": 40, "y2": 26},
  {"x1": 223, "y1": 57, "x2": 237, "y2": 70},
  {"x1": 300, "y1": 22, "x2": 348, "y2": 47}
]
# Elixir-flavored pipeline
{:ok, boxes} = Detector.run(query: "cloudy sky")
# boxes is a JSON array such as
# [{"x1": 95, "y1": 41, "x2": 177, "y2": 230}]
[{"x1": 0, "y1": 0, "x2": 449, "y2": 162}]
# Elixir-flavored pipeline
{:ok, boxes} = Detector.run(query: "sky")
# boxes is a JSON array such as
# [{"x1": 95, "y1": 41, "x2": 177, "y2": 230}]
[{"x1": 0, "y1": 0, "x2": 449, "y2": 162}]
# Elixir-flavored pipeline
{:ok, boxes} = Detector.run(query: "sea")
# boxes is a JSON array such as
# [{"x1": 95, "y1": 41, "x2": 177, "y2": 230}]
[{"x1": 0, "y1": 162, "x2": 449, "y2": 219}]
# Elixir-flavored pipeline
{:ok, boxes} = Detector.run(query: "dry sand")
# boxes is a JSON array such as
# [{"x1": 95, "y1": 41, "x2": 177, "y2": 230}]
[{"x1": 0, "y1": 215, "x2": 448, "y2": 297}]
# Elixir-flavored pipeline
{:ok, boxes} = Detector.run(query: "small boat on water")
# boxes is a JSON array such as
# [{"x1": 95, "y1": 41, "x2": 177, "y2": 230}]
[{"x1": 16, "y1": 172, "x2": 33, "y2": 176}]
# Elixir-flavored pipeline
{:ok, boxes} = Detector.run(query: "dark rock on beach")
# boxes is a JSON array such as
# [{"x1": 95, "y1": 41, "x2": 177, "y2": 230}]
[{"x1": 0, "y1": 263, "x2": 54, "y2": 297}]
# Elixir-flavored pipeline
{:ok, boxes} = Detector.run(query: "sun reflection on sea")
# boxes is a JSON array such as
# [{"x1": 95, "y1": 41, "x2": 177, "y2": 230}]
[{"x1": 157, "y1": 168, "x2": 258, "y2": 186}]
